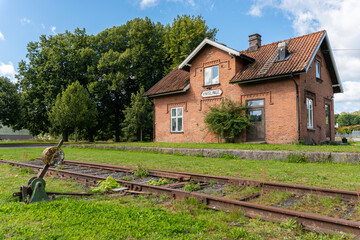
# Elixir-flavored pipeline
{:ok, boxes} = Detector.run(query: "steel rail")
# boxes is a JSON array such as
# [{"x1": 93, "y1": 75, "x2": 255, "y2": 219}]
[
  {"x1": 61, "y1": 159, "x2": 360, "y2": 202},
  {"x1": 1, "y1": 159, "x2": 360, "y2": 237}
]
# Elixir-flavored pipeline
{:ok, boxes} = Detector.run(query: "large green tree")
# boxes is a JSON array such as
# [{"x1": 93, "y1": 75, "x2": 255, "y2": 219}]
[
  {"x1": 122, "y1": 87, "x2": 153, "y2": 141},
  {"x1": 164, "y1": 15, "x2": 217, "y2": 71},
  {"x1": 17, "y1": 28, "x2": 96, "y2": 135},
  {"x1": 17, "y1": 15, "x2": 217, "y2": 141},
  {"x1": 49, "y1": 81, "x2": 97, "y2": 142},
  {"x1": 0, "y1": 77, "x2": 22, "y2": 129}
]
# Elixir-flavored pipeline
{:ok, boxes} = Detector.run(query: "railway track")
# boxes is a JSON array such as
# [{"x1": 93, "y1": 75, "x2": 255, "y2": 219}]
[{"x1": 1, "y1": 158, "x2": 360, "y2": 237}]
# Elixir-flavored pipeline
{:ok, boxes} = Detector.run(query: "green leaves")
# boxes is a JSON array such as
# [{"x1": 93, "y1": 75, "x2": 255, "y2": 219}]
[
  {"x1": 0, "y1": 77, "x2": 22, "y2": 129},
  {"x1": 122, "y1": 87, "x2": 153, "y2": 141},
  {"x1": 49, "y1": 81, "x2": 97, "y2": 141},
  {"x1": 204, "y1": 99, "x2": 250, "y2": 143},
  {"x1": 91, "y1": 176, "x2": 121, "y2": 193}
]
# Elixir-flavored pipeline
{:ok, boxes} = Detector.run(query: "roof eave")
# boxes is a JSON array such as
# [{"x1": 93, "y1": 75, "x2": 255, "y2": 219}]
[
  {"x1": 230, "y1": 71, "x2": 304, "y2": 84},
  {"x1": 178, "y1": 38, "x2": 241, "y2": 70},
  {"x1": 144, "y1": 84, "x2": 190, "y2": 98}
]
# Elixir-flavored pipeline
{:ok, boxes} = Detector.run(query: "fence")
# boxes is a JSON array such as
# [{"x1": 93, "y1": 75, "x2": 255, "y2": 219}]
[{"x1": 336, "y1": 130, "x2": 360, "y2": 138}]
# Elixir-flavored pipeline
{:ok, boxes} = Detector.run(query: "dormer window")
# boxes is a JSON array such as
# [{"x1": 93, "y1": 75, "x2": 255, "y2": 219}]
[
  {"x1": 316, "y1": 60, "x2": 321, "y2": 79},
  {"x1": 204, "y1": 65, "x2": 219, "y2": 86}
]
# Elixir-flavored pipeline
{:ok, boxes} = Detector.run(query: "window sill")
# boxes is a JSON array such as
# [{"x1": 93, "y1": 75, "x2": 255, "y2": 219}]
[
  {"x1": 307, "y1": 128, "x2": 316, "y2": 132},
  {"x1": 316, "y1": 77, "x2": 323, "y2": 83},
  {"x1": 170, "y1": 131, "x2": 184, "y2": 134},
  {"x1": 202, "y1": 83, "x2": 220, "y2": 88}
]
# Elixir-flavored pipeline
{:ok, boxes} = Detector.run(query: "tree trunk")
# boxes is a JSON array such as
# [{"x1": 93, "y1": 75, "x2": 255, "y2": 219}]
[
  {"x1": 114, "y1": 93, "x2": 120, "y2": 142},
  {"x1": 62, "y1": 131, "x2": 69, "y2": 142},
  {"x1": 74, "y1": 127, "x2": 77, "y2": 142},
  {"x1": 140, "y1": 126, "x2": 143, "y2": 142}
]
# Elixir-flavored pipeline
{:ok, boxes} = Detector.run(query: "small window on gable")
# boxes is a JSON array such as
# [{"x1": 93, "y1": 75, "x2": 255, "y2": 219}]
[
  {"x1": 171, "y1": 107, "x2": 183, "y2": 132},
  {"x1": 204, "y1": 65, "x2": 219, "y2": 86},
  {"x1": 316, "y1": 60, "x2": 321, "y2": 79}
]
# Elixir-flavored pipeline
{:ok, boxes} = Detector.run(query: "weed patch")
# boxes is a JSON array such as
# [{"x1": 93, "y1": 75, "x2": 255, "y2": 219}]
[{"x1": 132, "y1": 163, "x2": 149, "y2": 178}]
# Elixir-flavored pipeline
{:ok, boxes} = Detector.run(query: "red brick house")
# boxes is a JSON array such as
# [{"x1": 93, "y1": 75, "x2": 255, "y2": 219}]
[{"x1": 144, "y1": 30, "x2": 343, "y2": 144}]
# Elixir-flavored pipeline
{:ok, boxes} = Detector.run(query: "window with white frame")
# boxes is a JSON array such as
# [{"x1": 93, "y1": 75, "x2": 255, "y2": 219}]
[
  {"x1": 316, "y1": 60, "x2": 321, "y2": 79},
  {"x1": 171, "y1": 107, "x2": 183, "y2": 132},
  {"x1": 306, "y1": 98, "x2": 314, "y2": 129},
  {"x1": 204, "y1": 65, "x2": 219, "y2": 86}
]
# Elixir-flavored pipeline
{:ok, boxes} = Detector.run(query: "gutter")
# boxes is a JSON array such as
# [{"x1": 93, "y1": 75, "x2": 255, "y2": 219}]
[{"x1": 291, "y1": 72, "x2": 301, "y2": 143}]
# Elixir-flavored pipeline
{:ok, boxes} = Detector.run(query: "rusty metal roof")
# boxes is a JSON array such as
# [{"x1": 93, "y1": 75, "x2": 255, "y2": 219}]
[{"x1": 144, "y1": 67, "x2": 190, "y2": 97}]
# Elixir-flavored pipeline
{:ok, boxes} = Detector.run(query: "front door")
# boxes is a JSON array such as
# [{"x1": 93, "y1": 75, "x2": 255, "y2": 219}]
[
  {"x1": 246, "y1": 99, "x2": 265, "y2": 142},
  {"x1": 325, "y1": 104, "x2": 331, "y2": 139}
]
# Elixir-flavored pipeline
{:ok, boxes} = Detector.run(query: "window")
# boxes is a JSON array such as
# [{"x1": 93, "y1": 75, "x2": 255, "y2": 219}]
[
  {"x1": 306, "y1": 98, "x2": 314, "y2": 129},
  {"x1": 171, "y1": 107, "x2": 183, "y2": 132},
  {"x1": 204, "y1": 65, "x2": 219, "y2": 86},
  {"x1": 247, "y1": 99, "x2": 264, "y2": 107},
  {"x1": 316, "y1": 60, "x2": 321, "y2": 79},
  {"x1": 249, "y1": 110, "x2": 262, "y2": 122}
]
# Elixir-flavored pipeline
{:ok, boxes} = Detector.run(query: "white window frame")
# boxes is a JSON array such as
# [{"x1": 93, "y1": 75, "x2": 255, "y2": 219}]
[
  {"x1": 204, "y1": 65, "x2": 219, "y2": 86},
  {"x1": 170, "y1": 107, "x2": 183, "y2": 133},
  {"x1": 316, "y1": 60, "x2": 321, "y2": 79},
  {"x1": 306, "y1": 98, "x2": 314, "y2": 129}
]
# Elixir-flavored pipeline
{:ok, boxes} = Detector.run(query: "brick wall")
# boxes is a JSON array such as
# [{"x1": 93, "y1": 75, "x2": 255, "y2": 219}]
[
  {"x1": 153, "y1": 45, "x2": 333, "y2": 144},
  {"x1": 299, "y1": 49, "x2": 335, "y2": 144}
]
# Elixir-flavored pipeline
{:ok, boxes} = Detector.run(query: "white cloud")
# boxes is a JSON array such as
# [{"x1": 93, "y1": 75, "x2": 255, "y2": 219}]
[
  {"x1": 249, "y1": 0, "x2": 360, "y2": 113},
  {"x1": 0, "y1": 32, "x2": 4, "y2": 40},
  {"x1": 140, "y1": 0, "x2": 159, "y2": 9},
  {"x1": 0, "y1": 62, "x2": 17, "y2": 82},
  {"x1": 20, "y1": 17, "x2": 31, "y2": 25},
  {"x1": 51, "y1": 26, "x2": 56, "y2": 34}
]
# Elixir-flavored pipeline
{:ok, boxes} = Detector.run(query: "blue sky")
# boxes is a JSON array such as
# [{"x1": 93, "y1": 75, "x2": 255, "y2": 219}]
[{"x1": 0, "y1": 0, "x2": 359, "y2": 113}]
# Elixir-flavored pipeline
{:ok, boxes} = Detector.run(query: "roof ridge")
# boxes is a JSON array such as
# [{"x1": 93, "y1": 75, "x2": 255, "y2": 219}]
[{"x1": 241, "y1": 30, "x2": 326, "y2": 53}]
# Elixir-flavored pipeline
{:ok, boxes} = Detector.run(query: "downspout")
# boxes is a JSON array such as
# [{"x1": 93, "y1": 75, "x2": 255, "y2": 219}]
[{"x1": 291, "y1": 72, "x2": 301, "y2": 143}]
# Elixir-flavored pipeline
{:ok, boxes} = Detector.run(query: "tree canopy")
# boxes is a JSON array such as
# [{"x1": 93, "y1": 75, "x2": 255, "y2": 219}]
[
  {"x1": 122, "y1": 87, "x2": 153, "y2": 141},
  {"x1": 14, "y1": 15, "x2": 217, "y2": 141},
  {"x1": 0, "y1": 77, "x2": 22, "y2": 129},
  {"x1": 49, "y1": 81, "x2": 97, "y2": 142}
]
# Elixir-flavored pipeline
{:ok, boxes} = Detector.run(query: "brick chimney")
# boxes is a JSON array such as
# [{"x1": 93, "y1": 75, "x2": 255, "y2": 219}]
[{"x1": 248, "y1": 33, "x2": 261, "y2": 51}]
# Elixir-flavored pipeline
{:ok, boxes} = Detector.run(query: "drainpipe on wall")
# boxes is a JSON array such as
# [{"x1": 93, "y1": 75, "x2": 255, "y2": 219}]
[{"x1": 291, "y1": 72, "x2": 301, "y2": 143}]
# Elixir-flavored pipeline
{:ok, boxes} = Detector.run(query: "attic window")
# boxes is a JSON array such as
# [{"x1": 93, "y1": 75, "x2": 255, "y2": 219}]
[
  {"x1": 276, "y1": 42, "x2": 292, "y2": 62},
  {"x1": 204, "y1": 65, "x2": 219, "y2": 85},
  {"x1": 316, "y1": 60, "x2": 321, "y2": 79}
]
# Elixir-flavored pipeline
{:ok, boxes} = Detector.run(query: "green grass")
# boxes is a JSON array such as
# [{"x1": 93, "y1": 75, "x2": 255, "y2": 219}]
[
  {"x1": 94, "y1": 141, "x2": 360, "y2": 153},
  {"x1": 0, "y1": 164, "x2": 351, "y2": 239},
  {"x1": 2, "y1": 147, "x2": 360, "y2": 191}
]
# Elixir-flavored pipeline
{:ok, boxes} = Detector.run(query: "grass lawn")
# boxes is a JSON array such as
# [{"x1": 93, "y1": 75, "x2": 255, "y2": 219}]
[
  {"x1": 2, "y1": 140, "x2": 360, "y2": 153},
  {"x1": 0, "y1": 160, "x2": 351, "y2": 239},
  {"x1": 95, "y1": 141, "x2": 360, "y2": 153}
]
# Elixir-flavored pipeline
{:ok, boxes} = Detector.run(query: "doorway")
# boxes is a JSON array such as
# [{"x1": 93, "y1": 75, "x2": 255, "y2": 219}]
[
  {"x1": 325, "y1": 104, "x2": 331, "y2": 139},
  {"x1": 246, "y1": 99, "x2": 265, "y2": 142}
]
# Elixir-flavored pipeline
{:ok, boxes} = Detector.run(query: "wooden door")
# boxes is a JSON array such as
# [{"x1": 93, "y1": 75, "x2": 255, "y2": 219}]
[{"x1": 246, "y1": 99, "x2": 265, "y2": 142}]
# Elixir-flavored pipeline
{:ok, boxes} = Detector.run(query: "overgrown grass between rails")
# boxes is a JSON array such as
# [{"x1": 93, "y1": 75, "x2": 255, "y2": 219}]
[
  {"x1": 2, "y1": 147, "x2": 360, "y2": 191},
  {"x1": 0, "y1": 162, "x2": 353, "y2": 239}
]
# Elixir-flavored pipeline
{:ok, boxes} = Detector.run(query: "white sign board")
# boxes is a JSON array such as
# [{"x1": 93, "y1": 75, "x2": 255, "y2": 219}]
[{"x1": 201, "y1": 89, "x2": 222, "y2": 98}]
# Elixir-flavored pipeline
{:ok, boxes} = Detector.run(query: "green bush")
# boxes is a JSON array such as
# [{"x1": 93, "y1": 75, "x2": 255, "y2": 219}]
[
  {"x1": 147, "y1": 178, "x2": 173, "y2": 186},
  {"x1": 91, "y1": 176, "x2": 121, "y2": 192},
  {"x1": 204, "y1": 98, "x2": 250, "y2": 143}
]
